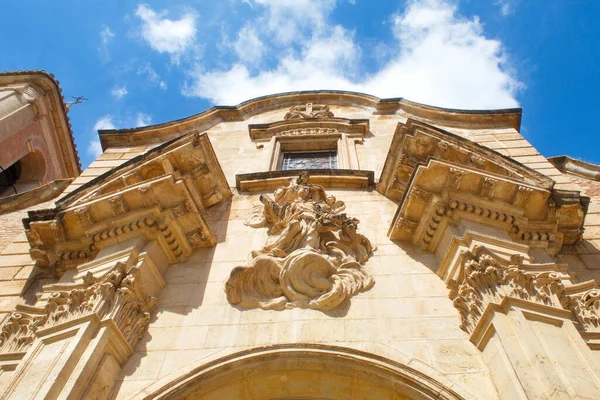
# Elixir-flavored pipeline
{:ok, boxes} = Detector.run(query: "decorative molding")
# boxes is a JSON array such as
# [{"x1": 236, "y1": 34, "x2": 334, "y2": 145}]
[
  {"x1": 236, "y1": 169, "x2": 374, "y2": 193},
  {"x1": 442, "y1": 242, "x2": 600, "y2": 347},
  {"x1": 548, "y1": 155, "x2": 600, "y2": 181},
  {"x1": 0, "y1": 257, "x2": 157, "y2": 354},
  {"x1": 97, "y1": 91, "x2": 522, "y2": 149},
  {"x1": 448, "y1": 247, "x2": 564, "y2": 333},
  {"x1": 275, "y1": 127, "x2": 338, "y2": 137},
  {"x1": 140, "y1": 344, "x2": 473, "y2": 400},
  {"x1": 0, "y1": 313, "x2": 46, "y2": 354},
  {"x1": 24, "y1": 132, "x2": 230, "y2": 273},
  {"x1": 248, "y1": 118, "x2": 369, "y2": 142},
  {"x1": 378, "y1": 119, "x2": 554, "y2": 202},
  {"x1": 226, "y1": 173, "x2": 376, "y2": 311},
  {"x1": 0, "y1": 71, "x2": 81, "y2": 175},
  {"x1": 387, "y1": 159, "x2": 588, "y2": 254},
  {"x1": 0, "y1": 179, "x2": 73, "y2": 215}
]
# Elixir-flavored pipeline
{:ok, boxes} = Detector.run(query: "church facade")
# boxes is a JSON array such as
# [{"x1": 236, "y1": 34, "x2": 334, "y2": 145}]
[{"x1": 1, "y1": 85, "x2": 600, "y2": 399}]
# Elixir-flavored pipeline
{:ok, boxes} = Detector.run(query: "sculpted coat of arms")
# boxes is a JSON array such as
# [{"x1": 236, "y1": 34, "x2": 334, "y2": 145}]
[{"x1": 226, "y1": 173, "x2": 376, "y2": 311}]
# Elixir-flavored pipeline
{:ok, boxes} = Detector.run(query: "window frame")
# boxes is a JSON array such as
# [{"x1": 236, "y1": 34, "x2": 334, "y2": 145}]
[{"x1": 268, "y1": 132, "x2": 359, "y2": 171}]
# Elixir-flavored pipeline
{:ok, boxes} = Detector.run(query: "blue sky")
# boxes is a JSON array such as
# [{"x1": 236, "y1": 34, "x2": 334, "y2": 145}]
[{"x1": 1, "y1": 0, "x2": 599, "y2": 168}]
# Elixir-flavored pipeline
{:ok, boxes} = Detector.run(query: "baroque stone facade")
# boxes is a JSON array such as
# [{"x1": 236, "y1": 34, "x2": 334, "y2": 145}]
[{"x1": 2, "y1": 88, "x2": 600, "y2": 399}]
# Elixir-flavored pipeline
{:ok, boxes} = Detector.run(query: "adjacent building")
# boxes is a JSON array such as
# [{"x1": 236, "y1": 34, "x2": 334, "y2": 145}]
[{"x1": 0, "y1": 82, "x2": 600, "y2": 399}]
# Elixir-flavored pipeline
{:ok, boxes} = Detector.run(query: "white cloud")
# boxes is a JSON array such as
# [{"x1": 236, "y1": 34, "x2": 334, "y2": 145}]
[
  {"x1": 88, "y1": 115, "x2": 116, "y2": 158},
  {"x1": 87, "y1": 113, "x2": 152, "y2": 158},
  {"x1": 494, "y1": 0, "x2": 514, "y2": 16},
  {"x1": 98, "y1": 25, "x2": 115, "y2": 60},
  {"x1": 135, "y1": 4, "x2": 197, "y2": 63},
  {"x1": 100, "y1": 26, "x2": 115, "y2": 46},
  {"x1": 135, "y1": 112, "x2": 152, "y2": 126},
  {"x1": 253, "y1": 0, "x2": 336, "y2": 44},
  {"x1": 111, "y1": 85, "x2": 129, "y2": 99},
  {"x1": 234, "y1": 26, "x2": 266, "y2": 64},
  {"x1": 138, "y1": 63, "x2": 168, "y2": 90},
  {"x1": 184, "y1": 0, "x2": 520, "y2": 110}
]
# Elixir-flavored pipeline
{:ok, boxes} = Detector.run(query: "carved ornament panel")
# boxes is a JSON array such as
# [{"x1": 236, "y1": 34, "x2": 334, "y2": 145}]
[
  {"x1": 25, "y1": 132, "x2": 230, "y2": 273},
  {"x1": 226, "y1": 173, "x2": 376, "y2": 311}
]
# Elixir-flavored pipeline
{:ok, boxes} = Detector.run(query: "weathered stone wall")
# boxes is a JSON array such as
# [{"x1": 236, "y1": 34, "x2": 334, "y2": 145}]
[
  {"x1": 108, "y1": 106, "x2": 537, "y2": 399},
  {"x1": 111, "y1": 188, "x2": 500, "y2": 399},
  {"x1": 3, "y1": 100, "x2": 600, "y2": 399}
]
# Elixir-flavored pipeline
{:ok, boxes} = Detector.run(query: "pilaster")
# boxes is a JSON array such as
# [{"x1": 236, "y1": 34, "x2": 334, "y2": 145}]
[{"x1": 0, "y1": 239, "x2": 167, "y2": 399}]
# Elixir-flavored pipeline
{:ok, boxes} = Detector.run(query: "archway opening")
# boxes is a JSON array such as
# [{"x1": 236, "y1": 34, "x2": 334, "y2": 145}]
[
  {"x1": 0, "y1": 151, "x2": 46, "y2": 197},
  {"x1": 141, "y1": 345, "x2": 467, "y2": 400}
]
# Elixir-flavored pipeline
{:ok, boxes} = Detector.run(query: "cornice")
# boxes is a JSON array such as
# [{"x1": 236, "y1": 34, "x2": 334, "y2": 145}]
[
  {"x1": 236, "y1": 169, "x2": 374, "y2": 192},
  {"x1": 0, "y1": 179, "x2": 72, "y2": 215},
  {"x1": 0, "y1": 70, "x2": 81, "y2": 175},
  {"x1": 23, "y1": 132, "x2": 231, "y2": 273},
  {"x1": 378, "y1": 119, "x2": 554, "y2": 203},
  {"x1": 548, "y1": 155, "x2": 600, "y2": 181},
  {"x1": 98, "y1": 90, "x2": 522, "y2": 149},
  {"x1": 248, "y1": 117, "x2": 369, "y2": 141},
  {"x1": 387, "y1": 159, "x2": 588, "y2": 254}
]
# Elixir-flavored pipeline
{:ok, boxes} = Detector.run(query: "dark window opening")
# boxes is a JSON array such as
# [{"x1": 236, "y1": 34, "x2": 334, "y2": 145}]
[
  {"x1": 281, "y1": 151, "x2": 337, "y2": 171},
  {"x1": 0, "y1": 160, "x2": 21, "y2": 196}
]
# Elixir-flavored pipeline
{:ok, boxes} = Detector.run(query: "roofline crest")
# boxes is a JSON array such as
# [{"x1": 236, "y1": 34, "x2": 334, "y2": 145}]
[{"x1": 98, "y1": 90, "x2": 522, "y2": 149}]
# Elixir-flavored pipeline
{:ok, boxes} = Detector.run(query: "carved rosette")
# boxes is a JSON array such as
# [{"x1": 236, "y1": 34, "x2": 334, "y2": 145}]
[
  {"x1": 0, "y1": 263, "x2": 156, "y2": 353},
  {"x1": 226, "y1": 173, "x2": 376, "y2": 312}
]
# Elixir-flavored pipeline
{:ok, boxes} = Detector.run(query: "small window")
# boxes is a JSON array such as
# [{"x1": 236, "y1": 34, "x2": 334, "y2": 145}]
[{"x1": 281, "y1": 151, "x2": 337, "y2": 171}]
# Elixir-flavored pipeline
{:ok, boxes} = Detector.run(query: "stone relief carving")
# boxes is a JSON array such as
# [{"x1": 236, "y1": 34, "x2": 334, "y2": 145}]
[
  {"x1": 226, "y1": 173, "x2": 376, "y2": 311},
  {"x1": 0, "y1": 313, "x2": 46, "y2": 353},
  {"x1": 275, "y1": 127, "x2": 338, "y2": 137},
  {"x1": 284, "y1": 103, "x2": 334, "y2": 120},
  {"x1": 448, "y1": 246, "x2": 600, "y2": 336},
  {"x1": 449, "y1": 249, "x2": 562, "y2": 333},
  {"x1": 0, "y1": 263, "x2": 156, "y2": 354}
]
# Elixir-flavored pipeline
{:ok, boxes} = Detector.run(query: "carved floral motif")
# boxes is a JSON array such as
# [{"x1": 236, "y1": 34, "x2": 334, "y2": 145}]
[
  {"x1": 0, "y1": 263, "x2": 156, "y2": 353},
  {"x1": 275, "y1": 128, "x2": 338, "y2": 137},
  {"x1": 449, "y1": 249, "x2": 563, "y2": 333},
  {"x1": 448, "y1": 246, "x2": 600, "y2": 336},
  {"x1": 0, "y1": 313, "x2": 46, "y2": 353},
  {"x1": 226, "y1": 173, "x2": 376, "y2": 311}
]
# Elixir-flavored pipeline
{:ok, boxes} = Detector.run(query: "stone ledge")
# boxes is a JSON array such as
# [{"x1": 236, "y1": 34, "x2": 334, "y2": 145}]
[
  {"x1": 235, "y1": 169, "x2": 375, "y2": 192},
  {"x1": 0, "y1": 179, "x2": 72, "y2": 215}
]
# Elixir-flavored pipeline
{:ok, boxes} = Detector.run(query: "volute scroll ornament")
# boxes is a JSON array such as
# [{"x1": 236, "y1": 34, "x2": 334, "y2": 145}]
[{"x1": 226, "y1": 173, "x2": 376, "y2": 311}]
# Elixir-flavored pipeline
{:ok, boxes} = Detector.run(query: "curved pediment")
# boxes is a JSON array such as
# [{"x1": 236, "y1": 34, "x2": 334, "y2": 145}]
[{"x1": 98, "y1": 90, "x2": 521, "y2": 149}]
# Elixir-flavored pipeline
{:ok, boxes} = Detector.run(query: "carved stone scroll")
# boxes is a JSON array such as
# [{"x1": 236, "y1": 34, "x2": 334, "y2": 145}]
[
  {"x1": 284, "y1": 103, "x2": 334, "y2": 120},
  {"x1": 226, "y1": 173, "x2": 376, "y2": 311}
]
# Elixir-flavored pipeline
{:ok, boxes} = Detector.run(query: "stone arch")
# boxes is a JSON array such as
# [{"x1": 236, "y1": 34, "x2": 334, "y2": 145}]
[
  {"x1": 0, "y1": 150, "x2": 47, "y2": 196},
  {"x1": 17, "y1": 150, "x2": 46, "y2": 182},
  {"x1": 134, "y1": 344, "x2": 471, "y2": 400}
]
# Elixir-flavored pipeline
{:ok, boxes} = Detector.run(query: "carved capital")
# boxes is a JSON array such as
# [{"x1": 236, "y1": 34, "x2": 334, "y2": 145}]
[
  {"x1": 0, "y1": 262, "x2": 156, "y2": 354},
  {"x1": 448, "y1": 247, "x2": 565, "y2": 333}
]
